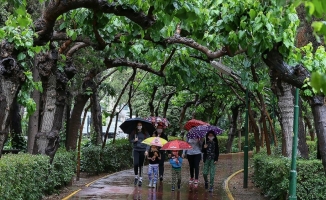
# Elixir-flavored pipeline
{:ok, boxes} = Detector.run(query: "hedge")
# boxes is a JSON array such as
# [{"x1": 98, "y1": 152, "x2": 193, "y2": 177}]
[
  {"x1": 253, "y1": 151, "x2": 326, "y2": 200},
  {"x1": 81, "y1": 138, "x2": 133, "y2": 174},
  {"x1": 0, "y1": 150, "x2": 75, "y2": 199}
]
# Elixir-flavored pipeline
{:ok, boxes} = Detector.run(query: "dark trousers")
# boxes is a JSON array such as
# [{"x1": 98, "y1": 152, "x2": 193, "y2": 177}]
[
  {"x1": 159, "y1": 151, "x2": 165, "y2": 177},
  {"x1": 187, "y1": 153, "x2": 201, "y2": 179},
  {"x1": 133, "y1": 150, "x2": 145, "y2": 177}
]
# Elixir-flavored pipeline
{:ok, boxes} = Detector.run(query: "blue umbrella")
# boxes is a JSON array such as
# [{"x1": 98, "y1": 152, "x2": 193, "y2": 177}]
[
  {"x1": 119, "y1": 117, "x2": 156, "y2": 134},
  {"x1": 186, "y1": 125, "x2": 223, "y2": 139}
]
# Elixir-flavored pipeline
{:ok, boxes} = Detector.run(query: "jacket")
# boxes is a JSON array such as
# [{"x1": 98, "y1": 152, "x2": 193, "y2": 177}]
[{"x1": 201, "y1": 137, "x2": 219, "y2": 162}]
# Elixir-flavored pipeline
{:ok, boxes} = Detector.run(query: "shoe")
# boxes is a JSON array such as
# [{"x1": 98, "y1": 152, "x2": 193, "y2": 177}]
[
  {"x1": 152, "y1": 183, "x2": 156, "y2": 188},
  {"x1": 134, "y1": 178, "x2": 138, "y2": 186},
  {"x1": 160, "y1": 176, "x2": 163, "y2": 181},
  {"x1": 177, "y1": 184, "x2": 181, "y2": 190},
  {"x1": 205, "y1": 182, "x2": 208, "y2": 190},
  {"x1": 148, "y1": 180, "x2": 152, "y2": 188},
  {"x1": 209, "y1": 186, "x2": 213, "y2": 193},
  {"x1": 171, "y1": 186, "x2": 175, "y2": 191},
  {"x1": 189, "y1": 178, "x2": 194, "y2": 184},
  {"x1": 138, "y1": 180, "x2": 142, "y2": 186},
  {"x1": 193, "y1": 180, "x2": 198, "y2": 188}
]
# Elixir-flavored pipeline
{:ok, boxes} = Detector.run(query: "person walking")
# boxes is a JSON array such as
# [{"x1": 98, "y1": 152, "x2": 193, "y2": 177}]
[
  {"x1": 146, "y1": 124, "x2": 169, "y2": 181},
  {"x1": 147, "y1": 145, "x2": 161, "y2": 188},
  {"x1": 182, "y1": 136, "x2": 203, "y2": 188},
  {"x1": 129, "y1": 122, "x2": 148, "y2": 186},
  {"x1": 202, "y1": 131, "x2": 219, "y2": 192},
  {"x1": 169, "y1": 150, "x2": 183, "y2": 191}
]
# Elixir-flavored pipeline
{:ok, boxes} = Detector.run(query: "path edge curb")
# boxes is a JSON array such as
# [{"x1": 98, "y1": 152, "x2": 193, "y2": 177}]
[
  {"x1": 224, "y1": 168, "x2": 244, "y2": 200},
  {"x1": 61, "y1": 171, "x2": 120, "y2": 200}
]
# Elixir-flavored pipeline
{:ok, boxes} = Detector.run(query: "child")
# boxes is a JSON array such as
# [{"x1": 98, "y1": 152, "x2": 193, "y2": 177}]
[
  {"x1": 147, "y1": 145, "x2": 161, "y2": 188},
  {"x1": 202, "y1": 131, "x2": 219, "y2": 192},
  {"x1": 169, "y1": 150, "x2": 183, "y2": 191}
]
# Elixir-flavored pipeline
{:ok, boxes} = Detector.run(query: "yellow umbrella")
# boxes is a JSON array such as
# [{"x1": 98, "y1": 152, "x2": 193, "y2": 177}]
[{"x1": 142, "y1": 137, "x2": 168, "y2": 147}]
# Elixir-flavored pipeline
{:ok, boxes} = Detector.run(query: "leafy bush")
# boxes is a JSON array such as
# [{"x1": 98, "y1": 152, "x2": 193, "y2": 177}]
[
  {"x1": 253, "y1": 150, "x2": 326, "y2": 200},
  {"x1": 217, "y1": 136, "x2": 228, "y2": 153},
  {"x1": 0, "y1": 150, "x2": 75, "y2": 199},
  {"x1": 217, "y1": 135, "x2": 255, "y2": 153},
  {"x1": 306, "y1": 140, "x2": 317, "y2": 159},
  {"x1": 81, "y1": 138, "x2": 133, "y2": 174}
]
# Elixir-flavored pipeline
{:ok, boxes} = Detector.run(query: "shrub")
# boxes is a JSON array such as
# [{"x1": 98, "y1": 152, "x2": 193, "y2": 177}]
[
  {"x1": 0, "y1": 150, "x2": 75, "y2": 199},
  {"x1": 253, "y1": 151, "x2": 326, "y2": 200},
  {"x1": 81, "y1": 138, "x2": 133, "y2": 174},
  {"x1": 306, "y1": 140, "x2": 317, "y2": 159}
]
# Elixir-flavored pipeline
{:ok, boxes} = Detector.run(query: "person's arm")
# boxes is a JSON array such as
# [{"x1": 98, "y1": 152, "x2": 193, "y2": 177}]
[
  {"x1": 157, "y1": 151, "x2": 161, "y2": 160},
  {"x1": 129, "y1": 132, "x2": 137, "y2": 143},
  {"x1": 178, "y1": 157, "x2": 183, "y2": 165}
]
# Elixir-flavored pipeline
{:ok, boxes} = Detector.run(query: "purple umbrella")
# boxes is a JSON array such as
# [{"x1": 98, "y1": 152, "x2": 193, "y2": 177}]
[{"x1": 186, "y1": 125, "x2": 223, "y2": 139}]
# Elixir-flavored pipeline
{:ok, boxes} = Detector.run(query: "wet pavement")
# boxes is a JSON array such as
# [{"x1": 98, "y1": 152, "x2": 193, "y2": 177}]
[{"x1": 69, "y1": 153, "x2": 251, "y2": 200}]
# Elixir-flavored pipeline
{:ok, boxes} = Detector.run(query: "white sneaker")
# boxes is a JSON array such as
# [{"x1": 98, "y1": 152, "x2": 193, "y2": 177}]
[
  {"x1": 148, "y1": 180, "x2": 152, "y2": 188},
  {"x1": 152, "y1": 183, "x2": 156, "y2": 188}
]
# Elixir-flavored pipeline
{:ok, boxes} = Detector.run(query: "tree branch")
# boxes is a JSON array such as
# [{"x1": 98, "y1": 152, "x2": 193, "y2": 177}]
[
  {"x1": 103, "y1": 58, "x2": 164, "y2": 76},
  {"x1": 34, "y1": 0, "x2": 156, "y2": 45},
  {"x1": 92, "y1": 13, "x2": 107, "y2": 50},
  {"x1": 160, "y1": 48, "x2": 176, "y2": 72},
  {"x1": 66, "y1": 42, "x2": 89, "y2": 57}
]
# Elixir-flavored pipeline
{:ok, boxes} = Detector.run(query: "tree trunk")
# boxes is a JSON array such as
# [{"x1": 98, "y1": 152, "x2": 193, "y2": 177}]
[
  {"x1": 248, "y1": 106, "x2": 260, "y2": 152},
  {"x1": 10, "y1": 98, "x2": 23, "y2": 150},
  {"x1": 303, "y1": 115, "x2": 315, "y2": 141},
  {"x1": 27, "y1": 62, "x2": 41, "y2": 153},
  {"x1": 310, "y1": 96, "x2": 326, "y2": 174},
  {"x1": 226, "y1": 105, "x2": 240, "y2": 153},
  {"x1": 66, "y1": 94, "x2": 89, "y2": 150},
  {"x1": 275, "y1": 81, "x2": 295, "y2": 157},
  {"x1": 178, "y1": 95, "x2": 198, "y2": 134},
  {"x1": 148, "y1": 86, "x2": 158, "y2": 116},
  {"x1": 33, "y1": 50, "x2": 76, "y2": 161},
  {"x1": 0, "y1": 41, "x2": 25, "y2": 157},
  {"x1": 162, "y1": 92, "x2": 174, "y2": 118},
  {"x1": 91, "y1": 91, "x2": 103, "y2": 145},
  {"x1": 298, "y1": 98, "x2": 309, "y2": 158}
]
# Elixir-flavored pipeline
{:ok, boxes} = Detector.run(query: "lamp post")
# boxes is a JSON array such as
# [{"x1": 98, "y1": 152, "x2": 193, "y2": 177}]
[
  {"x1": 210, "y1": 60, "x2": 249, "y2": 188},
  {"x1": 289, "y1": 88, "x2": 299, "y2": 200}
]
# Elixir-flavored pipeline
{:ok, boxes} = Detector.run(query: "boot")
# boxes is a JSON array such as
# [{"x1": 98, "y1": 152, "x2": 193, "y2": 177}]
[
  {"x1": 134, "y1": 177, "x2": 138, "y2": 186},
  {"x1": 205, "y1": 182, "x2": 208, "y2": 190}
]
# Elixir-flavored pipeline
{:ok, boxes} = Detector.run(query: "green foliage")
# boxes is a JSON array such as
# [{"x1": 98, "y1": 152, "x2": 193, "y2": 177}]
[
  {"x1": 0, "y1": 150, "x2": 75, "y2": 199},
  {"x1": 81, "y1": 139, "x2": 133, "y2": 174},
  {"x1": 254, "y1": 150, "x2": 326, "y2": 200}
]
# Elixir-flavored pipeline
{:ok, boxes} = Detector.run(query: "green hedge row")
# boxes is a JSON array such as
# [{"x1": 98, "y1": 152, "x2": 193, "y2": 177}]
[
  {"x1": 253, "y1": 151, "x2": 326, "y2": 200},
  {"x1": 81, "y1": 138, "x2": 133, "y2": 174},
  {"x1": 0, "y1": 149, "x2": 75, "y2": 199},
  {"x1": 218, "y1": 135, "x2": 255, "y2": 153}
]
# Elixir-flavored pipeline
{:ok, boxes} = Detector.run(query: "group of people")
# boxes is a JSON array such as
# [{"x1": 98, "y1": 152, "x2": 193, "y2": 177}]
[{"x1": 129, "y1": 121, "x2": 219, "y2": 193}]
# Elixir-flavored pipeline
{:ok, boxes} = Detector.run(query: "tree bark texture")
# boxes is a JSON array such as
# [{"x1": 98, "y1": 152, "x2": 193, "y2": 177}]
[
  {"x1": 91, "y1": 90, "x2": 103, "y2": 145},
  {"x1": 34, "y1": 50, "x2": 77, "y2": 161},
  {"x1": 310, "y1": 96, "x2": 326, "y2": 174},
  {"x1": 226, "y1": 105, "x2": 241, "y2": 153},
  {"x1": 0, "y1": 41, "x2": 25, "y2": 157},
  {"x1": 10, "y1": 98, "x2": 23, "y2": 150},
  {"x1": 27, "y1": 62, "x2": 41, "y2": 153},
  {"x1": 298, "y1": 98, "x2": 309, "y2": 158},
  {"x1": 274, "y1": 81, "x2": 296, "y2": 157}
]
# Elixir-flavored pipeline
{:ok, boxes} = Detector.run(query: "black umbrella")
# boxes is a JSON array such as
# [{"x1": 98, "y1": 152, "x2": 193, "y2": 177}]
[{"x1": 119, "y1": 118, "x2": 156, "y2": 134}]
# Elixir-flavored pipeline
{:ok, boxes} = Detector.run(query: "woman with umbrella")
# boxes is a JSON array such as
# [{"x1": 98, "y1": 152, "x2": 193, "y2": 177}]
[
  {"x1": 145, "y1": 123, "x2": 169, "y2": 182},
  {"x1": 128, "y1": 121, "x2": 150, "y2": 186}
]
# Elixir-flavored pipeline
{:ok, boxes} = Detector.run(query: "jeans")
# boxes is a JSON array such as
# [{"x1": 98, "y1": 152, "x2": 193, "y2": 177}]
[{"x1": 148, "y1": 164, "x2": 159, "y2": 184}]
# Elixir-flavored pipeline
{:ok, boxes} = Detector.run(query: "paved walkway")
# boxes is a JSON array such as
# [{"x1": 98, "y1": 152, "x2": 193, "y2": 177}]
[{"x1": 68, "y1": 153, "x2": 252, "y2": 200}]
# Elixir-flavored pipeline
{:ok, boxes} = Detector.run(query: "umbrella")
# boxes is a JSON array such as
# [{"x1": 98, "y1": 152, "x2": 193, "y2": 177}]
[
  {"x1": 142, "y1": 137, "x2": 168, "y2": 147},
  {"x1": 119, "y1": 117, "x2": 155, "y2": 134},
  {"x1": 184, "y1": 119, "x2": 209, "y2": 131},
  {"x1": 186, "y1": 125, "x2": 223, "y2": 139},
  {"x1": 145, "y1": 116, "x2": 169, "y2": 129},
  {"x1": 161, "y1": 140, "x2": 192, "y2": 150}
]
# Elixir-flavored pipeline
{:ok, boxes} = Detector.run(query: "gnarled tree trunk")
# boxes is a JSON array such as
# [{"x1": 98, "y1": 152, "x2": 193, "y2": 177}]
[{"x1": 0, "y1": 41, "x2": 25, "y2": 157}]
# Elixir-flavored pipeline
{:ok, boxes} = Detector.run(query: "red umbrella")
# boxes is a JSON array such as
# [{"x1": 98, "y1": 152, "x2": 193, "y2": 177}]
[
  {"x1": 161, "y1": 140, "x2": 192, "y2": 150},
  {"x1": 184, "y1": 119, "x2": 209, "y2": 131}
]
